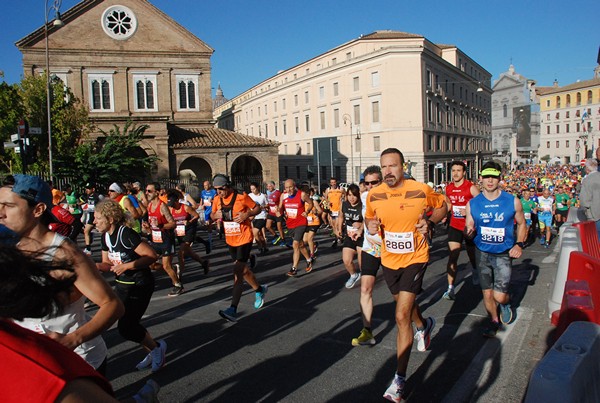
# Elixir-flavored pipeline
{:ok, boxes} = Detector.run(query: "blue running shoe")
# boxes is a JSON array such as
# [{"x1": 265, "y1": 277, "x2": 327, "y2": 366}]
[
  {"x1": 254, "y1": 284, "x2": 268, "y2": 309},
  {"x1": 499, "y1": 303, "x2": 514, "y2": 325},
  {"x1": 219, "y1": 306, "x2": 238, "y2": 322}
]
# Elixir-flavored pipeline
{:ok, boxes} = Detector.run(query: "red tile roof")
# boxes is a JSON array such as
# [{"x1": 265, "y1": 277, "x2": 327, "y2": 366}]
[{"x1": 170, "y1": 126, "x2": 279, "y2": 149}]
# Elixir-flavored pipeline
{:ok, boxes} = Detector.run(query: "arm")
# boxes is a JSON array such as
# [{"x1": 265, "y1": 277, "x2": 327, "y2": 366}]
[
  {"x1": 464, "y1": 201, "x2": 476, "y2": 239},
  {"x1": 510, "y1": 197, "x2": 527, "y2": 259},
  {"x1": 186, "y1": 194, "x2": 198, "y2": 210},
  {"x1": 235, "y1": 200, "x2": 260, "y2": 224},
  {"x1": 185, "y1": 205, "x2": 200, "y2": 223},
  {"x1": 301, "y1": 192, "x2": 313, "y2": 216},
  {"x1": 96, "y1": 250, "x2": 112, "y2": 273},
  {"x1": 50, "y1": 242, "x2": 124, "y2": 350},
  {"x1": 160, "y1": 203, "x2": 176, "y2": 230},
  {"x1": 470, "y1": 184, "x2": 480, "y2": 197},
  {"x1": 123, "y1": 198, "x2": 140, "y2": 220}
]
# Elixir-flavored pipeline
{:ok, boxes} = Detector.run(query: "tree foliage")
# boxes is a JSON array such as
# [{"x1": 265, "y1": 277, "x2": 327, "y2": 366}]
[
  {"x1": 0, "y1": 82, "x2": 25, "y2": 171},
  {"x1": 57, "y1": 120, "x2": 159, "y2": 187}
]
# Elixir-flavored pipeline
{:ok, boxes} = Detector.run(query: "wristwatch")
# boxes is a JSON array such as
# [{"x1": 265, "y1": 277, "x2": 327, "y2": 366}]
[{"x1": 515, "y1": 242, "x2": 525, "y2": 248}]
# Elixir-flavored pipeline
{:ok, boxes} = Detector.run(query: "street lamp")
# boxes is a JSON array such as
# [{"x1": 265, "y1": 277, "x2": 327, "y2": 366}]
[
  {"x1": 343, "y1": 113, "x2": 353, "y2": 183},
  {"x1": 45, "y1": 0, "x2": 63, "y2": 177},
  {"x1": 356, "y1": 127, "x2": 362, "y2": 179}
]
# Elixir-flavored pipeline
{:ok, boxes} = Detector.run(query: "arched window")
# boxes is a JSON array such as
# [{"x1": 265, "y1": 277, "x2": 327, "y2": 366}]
[
  {"x1": 556, "y1": 96, "x2": 561, "y2": 108},
  {"x1": 176, "y1": 74, "x2": 199, "y2": 111},
  {"x1": 503, "y1": 104, "x2": 507, "y2": 117},
  {"x1": 587, "y1": 90, "x2": 593, "y2": 104},
  {"x1": 576, "y1": 92, "x2": 581, "y2": 106}
]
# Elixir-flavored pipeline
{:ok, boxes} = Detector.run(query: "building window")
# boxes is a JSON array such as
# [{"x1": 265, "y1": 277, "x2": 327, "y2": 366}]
[
  {"x1": 426, "y1": 70, "x2": 432, "y2": 88},
  {"x1": 346, "y1": 52, "x2": 351, "y2": 61},
  {"x1": 294, "y1": 94, "x2": 298, "y2": 106},
  {"x1": 371, "y1": 71, "x2": 380, "y2": 87},
  {"x1": 566, "y1": 94, "x2": 571, "y2": 107},
  {"x1": 587, "y1": 90, "x2": 593, "y2": 104},
  {"x1": 374, "y1": 136, "x2": 380, "y2": 152},
  {"x1": 304, "y1": 91, "x2": 309, "y2": 104},
  {"x1": 101, "y1": 5, "x2": 138, "y2": 40},
  {"x1": 265, "y1": 124, "x2": 268, "y2": 138},
  {"x1": 307, "y1": 142, "x2": 311, "y2": 155},
  {"x1": 133, "y1": 74, "x2": 157, "y2": 111},
  {"x1": 372, "y1": 101, "x2": 380, "y2": 123},
  {"x1": 332, "y1": 57, "x2": 337, "y2": 65},
  {"x1": 284, "y1": 144, "x2": 288, "y2": 154},
  {"x1": 320, "y1": 111, "x2": 326, "y2": 130},
  {"x1": 333, "y1": 82, "x2": 339, "y2": 96},
  {"x1": 353, "y1": 104, "x2": 361, "y2": 125},
  {"x1": 546, "y1": 141, "x2": 550, "y2": 148},
  {"x1": 353, "y1": 76, "x2": 359, "y2": 91},
  {"x1": 319, "y1": 86, "x2": 324, "y2": 99},
  {"x1": 503, "y1": 104, "x2": 507, "y2": 117},
  {"x1": 427, "y1": 100, "x2": 433, "y2": 122},
  {"x1": 556, "y1": 96, "x2": 561, "y2": 108},
  {"x1": 566, "y1": 123, "x2": 570, "y2": 133},
  {"x1": 436, "y1": 103, "x2": 442, "y2": 123},
  {"x1": 566, "y1": 140, "x2": 570, "y2": 148},
  {"x1": 556, "y1": 125, "x2": 560, "y2": 133},
  {"x1": 546, "y1": 100, "x2": 550, "y2": 107},
  {"x1": 282, "y1": 98, "x2": 286, "y2": 109},
  {"x1": 176, "y1": 75, "x2": 199, "y2": 111},
  {"x1": 274, "y1": 121, "x2": 278, "y2": 136},
  {"x1": 546, "y1": 126, "x2": 550, "y2": 134},
  {"x1": 556, "y1": 141, "x2": 560, "y2": 148},
  {"x1": 305, "y1": 114, "x2": 310, "y2": 132},
  {"x1": 566, "y1": 111, "x2": 570, "y2": 118},
  {"x1": 576, "y1": 92, "x2": 581, "y2": 106},
  {"x1": 88, "y1": 74, "x2": 114, "y2": 112},
  {"x1": 334, "y1": 108, "x2": 340, "y2": 128},
  {"x1": 294, "y1": 117, "x2": 299, "y2": 133},
  {"x1": 283, "y1": 119, "x2": 287, "y2": 135}
]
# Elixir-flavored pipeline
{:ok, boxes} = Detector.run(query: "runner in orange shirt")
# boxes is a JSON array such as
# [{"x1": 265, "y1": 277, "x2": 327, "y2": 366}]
[
  {"x1": 210, "y1": 174, "x2": 267, "y2": 322},
  {"x1": 324, "y1": 177, "x2": 344, "y2": 247},
  {"x1": 365, "y1": 148, "x2": 447, "y2": 402}
]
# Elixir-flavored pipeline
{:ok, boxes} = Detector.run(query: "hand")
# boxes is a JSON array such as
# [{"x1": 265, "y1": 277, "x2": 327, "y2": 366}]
[
  {"x1": 45, "y1": 330, "x2": 79, "y2": 350},
  {"x1": 509, "y1": 245, "x2": 522, "y2": 258},
  {"x1": 234, "y1": 212, "x2": 246, "y2": 223},
  {"x1": 415, "y1": 213, "x2": 429, "y2": 236},
  {"x1": 366, "y1": 219, "x2": 380, "y2": 235},
  {"x1": 213, "y1": 210, "x2": 223, "y2": 220},
  {"x1": 463, "y1": 226, "x2": 476, "y2": 240},
  {"x1": 110, "y1": 263, "x2": 129, "y2": 276}
]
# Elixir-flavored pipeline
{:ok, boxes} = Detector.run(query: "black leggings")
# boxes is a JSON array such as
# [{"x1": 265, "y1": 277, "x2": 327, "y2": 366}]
[{"x1": 115, "y1": 272, "x2": 155, "y2": 343}]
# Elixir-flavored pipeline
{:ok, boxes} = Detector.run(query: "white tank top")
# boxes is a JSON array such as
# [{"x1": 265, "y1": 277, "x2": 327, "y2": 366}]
[
  {"x1": 361, "y1": 191, "x2": 382, "y2": 257},
  {"x1": 15, "y1": 233, "x2": 108, "y2": 369}
]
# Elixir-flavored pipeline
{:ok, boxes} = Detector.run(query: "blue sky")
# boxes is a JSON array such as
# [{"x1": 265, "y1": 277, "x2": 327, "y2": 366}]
[{"x1": 1, "y1": 0, "x2": 598, "y2": 98}]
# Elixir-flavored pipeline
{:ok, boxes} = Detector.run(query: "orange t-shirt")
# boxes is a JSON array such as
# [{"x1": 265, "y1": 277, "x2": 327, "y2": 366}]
[
  {"x1": 327, "y1": 188, "x2": 344, "y2": 212},
  {"x1": 212, "y1": 191, "x2": 256, "y2": 247},
  {"x1": 365, "y1": 180, "x2": 445, "y2": 269}
]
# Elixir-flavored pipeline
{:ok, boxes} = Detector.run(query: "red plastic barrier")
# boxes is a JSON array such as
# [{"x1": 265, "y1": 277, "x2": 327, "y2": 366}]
[
  {"x1": 553, "y1": 279, "x2": 595, "y2": 337},
  {"x1": 573, "y1": 221, "x2": 600, "y2": 259}
]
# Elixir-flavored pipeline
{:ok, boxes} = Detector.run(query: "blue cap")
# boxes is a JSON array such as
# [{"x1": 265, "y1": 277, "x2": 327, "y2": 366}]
[{"x1": 11, "y1": 174, "x2": 53, "y2": 210}]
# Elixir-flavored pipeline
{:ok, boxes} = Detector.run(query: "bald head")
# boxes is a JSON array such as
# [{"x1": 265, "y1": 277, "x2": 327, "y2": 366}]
[{"x1": 284, "y1": 179, "x2": 296, "y2": 194}]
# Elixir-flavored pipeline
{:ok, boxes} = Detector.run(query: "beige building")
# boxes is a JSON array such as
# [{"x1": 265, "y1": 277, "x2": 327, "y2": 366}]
[
  {"x1": 215, "y1": 30, "x2": 492, "y2": 187},
  {"x1": 17, "y1": 0, "x2": 279, "y2": 184},
  {"x1": 538, "y1": 70, "x2": 600, "y2": 165}
]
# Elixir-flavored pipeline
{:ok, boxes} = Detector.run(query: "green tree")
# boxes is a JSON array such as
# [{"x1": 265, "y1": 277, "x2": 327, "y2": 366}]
[
  {"x1": 0, "y1": 81, "x2": 25, "y2": 172},
  {"x1": 18, "y1": 73, "x2": 92, "y2": 173},
  {"x1": 59, "y1": 120, "x2": 159, "y2": 186}
]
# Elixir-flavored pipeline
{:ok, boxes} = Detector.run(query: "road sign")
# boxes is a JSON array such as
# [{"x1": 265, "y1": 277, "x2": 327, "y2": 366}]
[
  {"x1": 581, "y1": 159, "x2": 586, "y2": 166},
  {"x1": 29, "y1": 127, "x2": 42, "y2": 135},
  {"x1": 3, "y1": 142, "x2": 18, "y2": 149},
  {"x1": 10, "y1": 134, "x2": 19, "y2": 142}
]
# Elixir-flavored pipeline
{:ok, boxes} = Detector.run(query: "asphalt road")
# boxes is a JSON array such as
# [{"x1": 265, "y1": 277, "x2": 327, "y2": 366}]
[{"x1": 88, "y1": 226, "x2": 558, "y2": 402}]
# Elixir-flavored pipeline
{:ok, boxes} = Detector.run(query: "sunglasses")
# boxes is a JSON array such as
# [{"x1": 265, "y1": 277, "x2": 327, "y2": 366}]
[
  {"x1": 108, "y1": 189, "x2": 116, "y2": 193},
  {"x1": 364, "y1": 180, "x2": 380, "y2": 186},
  {"x1": 145, "y1": 189, "x2": 154, "y2": 193},
  {"x1": 215, "y1": 186, "x2": 227, "y2": 190}
]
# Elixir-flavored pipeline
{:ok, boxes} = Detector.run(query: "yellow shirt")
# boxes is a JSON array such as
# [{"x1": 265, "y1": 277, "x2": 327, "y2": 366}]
[{"x1": 365, "y1": 180, "x2": 444, "y2": 269}]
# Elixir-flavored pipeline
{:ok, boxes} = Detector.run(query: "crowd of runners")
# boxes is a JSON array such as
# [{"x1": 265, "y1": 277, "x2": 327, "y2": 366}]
[{"x1": 1, "y1": 145, "x2": 599, "y2": 402}]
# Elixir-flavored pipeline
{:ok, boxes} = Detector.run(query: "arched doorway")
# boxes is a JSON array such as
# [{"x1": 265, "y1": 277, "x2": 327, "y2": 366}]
[
  {"x1": 231, "y1": 155, "x2": 263, "y2": 190},
  {"x1": 179, "y1": 157, "x2": 212, "y2": 182}
]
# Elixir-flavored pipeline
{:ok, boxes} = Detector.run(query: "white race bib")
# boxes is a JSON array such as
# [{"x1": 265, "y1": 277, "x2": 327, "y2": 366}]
[
  {"x1": 176, "y1": 223, "x2": 186, "y2": 237},
  {"x1": 286, "y1": 208, "x2": 298, "y2": 219},
  {"x1": 224, "y1": 221, "x2": 241, "y2": 236},
  {"x1": 108, "y1": 251, "x2": 122, "y2": 265},
  {"x1": 452, "y1": 205, "x2": 466, "y2": 218},
  {"x1": 524, "y1": 212, "x2": 531, "y2": 220},
  {"x1": 480, "y1": 226, "x2": 505, "y2": 244},
  {"x1": 384, "y1": 231, "x2": 415, "y2": 254},
  {"x1": 347, "y1": 225, "x2": 358, "y2": 235},
  {"x1": 307, "y1": 216, "x2": 313, "y2": 224},
  {"x1": 151, "y1": 230, "x2": 163, "y2": 243}
]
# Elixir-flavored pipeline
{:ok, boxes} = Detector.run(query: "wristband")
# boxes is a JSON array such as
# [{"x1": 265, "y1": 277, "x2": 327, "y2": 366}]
[{"x1": 515, "y1": 242, "x2": 525, "y2": 248}]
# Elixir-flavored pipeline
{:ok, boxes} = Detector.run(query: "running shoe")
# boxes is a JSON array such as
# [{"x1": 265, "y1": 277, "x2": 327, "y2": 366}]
[
  {"x1": 254, "y1": 284, "x2": 268, "y2": 309},
  {"x1": 544, "y1": 241, "x2": 550, "y2": 249},
  {"x1": 286, "y1": 267, "x2": 298, "y2": 277},
  {"x1": 442, "y1": 289, "x2": 455, "y2": 301},
  {"x1": 202, "y1": 260, "x2": 210, "y2": 275},
  {"x1": 414, "y1": 316, "x2": 436, "y2": 352},
  {"x1": 219, "y1": 306, "x2": 238, "y2": 322},
  {"x1": 150, "y1": 339, "x2": 167, "y2": 372},
  {"x1": 311, "y1": 242, "x2": 319, "y2": 258},
  {"x1": 352, "y1": 328, "x2": 376, "y2": 346},
  {"x1": 482, "y1": 321, "x2": 500, "y2": 338},
  {"x1": 499, "y1": 303, "x2": 514, "y2": 325},
  {"x1": 539, "y1": 237, "x2": 545, "y2": 245},
  {"x1": 305, "y1": 259, "x2": 313, "y2": 273},
  {"x1": 133, "y1": 379, "x2": 160, "y2": 403},
  {"x1": 272, "y1": 236, "x2": 281, "y2": 245},
  {"x1": 383, "y1": 376, "x2": 405, "y2": 402},
  {"x1": 331, "y1": 238, "x2": 338, "y2": 248},
  {"x1": 168, "y1": 285, "x2": 184, "y2": 296},
  {"x1": 135, "y1": 352, "x2": 152, "y2": 371},
  {"x1": 345, "y1": 272, "x2": 361, "y2": 289}
]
